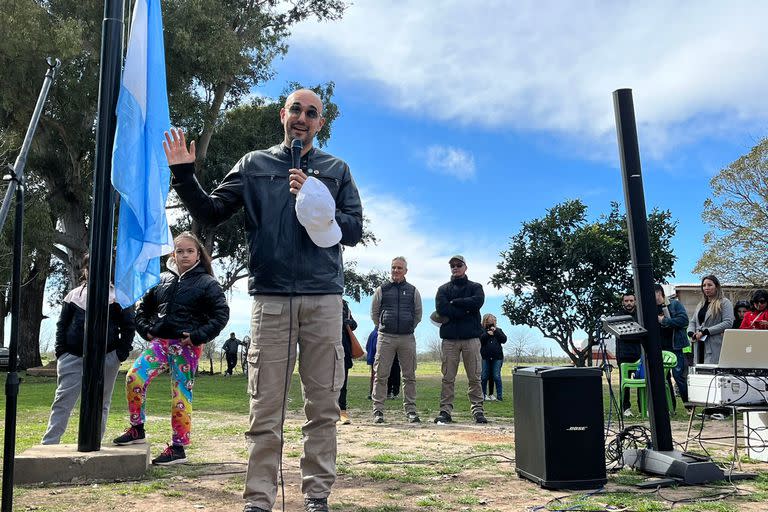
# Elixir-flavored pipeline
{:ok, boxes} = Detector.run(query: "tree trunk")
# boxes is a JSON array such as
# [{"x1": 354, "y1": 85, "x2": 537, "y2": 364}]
[
  {"x1": 18, "y1": 252, "x2": 50, "y2": 369},
  {"x1": 58, "y1": 204, "x2": 89, "y2": 287}
]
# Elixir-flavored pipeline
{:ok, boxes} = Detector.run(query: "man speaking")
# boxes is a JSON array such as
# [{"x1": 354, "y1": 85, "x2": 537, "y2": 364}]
[{"x1": 163, "y1": 89, "x2": 363, "y2": 512}]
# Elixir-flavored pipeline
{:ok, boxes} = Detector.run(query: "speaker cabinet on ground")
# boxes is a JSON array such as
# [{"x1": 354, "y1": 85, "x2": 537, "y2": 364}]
[{"x1": 513, "y1": 366, "x2": 607, "y2": 490}]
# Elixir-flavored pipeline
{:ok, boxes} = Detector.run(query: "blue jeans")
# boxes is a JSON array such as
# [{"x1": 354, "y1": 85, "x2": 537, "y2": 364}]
[
  {"x1": 481, "y1": 358, "x2": 504, "y2": 399},
  {"x1": 671, "y1": 348, "x2": 688, "y2": 403}
]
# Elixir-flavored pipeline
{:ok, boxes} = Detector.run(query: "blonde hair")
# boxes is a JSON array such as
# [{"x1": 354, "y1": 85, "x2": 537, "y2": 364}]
[
  {"x1": 482, "y1": 313, "x2": 497, "y2": 328},
  {"x1": 696, "y1": 274, "x2": 724, "y2": 319}
]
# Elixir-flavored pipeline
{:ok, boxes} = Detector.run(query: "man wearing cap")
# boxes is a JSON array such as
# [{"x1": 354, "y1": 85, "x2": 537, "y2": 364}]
[
  {"x1": 370, "y1": 256, "x2": 423, "y2": 424},
  {"x1": 433, "y1": 255, "x2": 488, "y2": 424},
  {"x1": 163, "y1": 89, "x2": 363, "y2": 512}
]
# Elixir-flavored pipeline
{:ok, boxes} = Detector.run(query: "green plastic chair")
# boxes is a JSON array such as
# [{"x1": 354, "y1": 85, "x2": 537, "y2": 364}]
[{"x1": 619, "y1": 350, "x2": 677, "y2": 418}]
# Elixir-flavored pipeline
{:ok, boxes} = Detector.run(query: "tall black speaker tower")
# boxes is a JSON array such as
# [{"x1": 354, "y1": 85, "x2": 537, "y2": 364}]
[{"x1": 514, "y1": 366, "x2": 607, "y2": 489}]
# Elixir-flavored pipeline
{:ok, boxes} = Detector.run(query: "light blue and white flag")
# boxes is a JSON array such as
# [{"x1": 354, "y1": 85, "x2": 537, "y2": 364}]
[{"x1": 111, "y1": 0, "x2": 173, "y2": 307}]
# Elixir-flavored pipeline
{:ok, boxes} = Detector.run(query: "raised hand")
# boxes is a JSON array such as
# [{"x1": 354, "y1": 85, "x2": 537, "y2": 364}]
[{"x1": 163, "y1": 128, "x2": 196, "y2": 165}]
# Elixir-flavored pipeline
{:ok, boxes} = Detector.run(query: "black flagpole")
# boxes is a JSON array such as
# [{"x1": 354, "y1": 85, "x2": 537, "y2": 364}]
[
  {"x1": 1, "y1": 58, "x2": 60, "y2": 512},
  {"x1": 78, "y1": 0, "x2": 125, "y2": 452}
]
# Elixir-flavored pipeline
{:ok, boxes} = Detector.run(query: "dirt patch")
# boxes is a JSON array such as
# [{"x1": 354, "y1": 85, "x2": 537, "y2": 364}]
[{"x1": 12, "y1": 410, "x2": 768, "y2": 512}]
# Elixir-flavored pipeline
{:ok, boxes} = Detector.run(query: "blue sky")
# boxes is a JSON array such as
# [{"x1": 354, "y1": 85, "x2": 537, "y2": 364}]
[
  {"x1": 229, "y1": 1, "x2": 767, "y2": 354},
  {"x1": 32, "y1": 1, "x2": 768, "y2": 356}
]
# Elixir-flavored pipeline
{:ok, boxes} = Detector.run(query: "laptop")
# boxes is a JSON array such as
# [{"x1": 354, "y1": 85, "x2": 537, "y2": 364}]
[{"x1": 695, "y1": 329, "x2": 768, "y2": 370}]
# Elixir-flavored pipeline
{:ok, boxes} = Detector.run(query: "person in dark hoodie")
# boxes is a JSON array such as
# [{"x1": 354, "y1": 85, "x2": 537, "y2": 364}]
[
  {"x1": 42, "y1": 255, "x2": 135, "y2": 445},
  {"x1": 113, "y1": 232, "x2": 229, "y2": 465},
  {"x1": 433, "y1": 255, "x2": 487, "y2": 425}
]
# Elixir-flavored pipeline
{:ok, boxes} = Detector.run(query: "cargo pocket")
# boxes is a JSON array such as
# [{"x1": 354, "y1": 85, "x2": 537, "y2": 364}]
[
  {"x1": 252, "y1": 301, "x2": 285, "y2": 346},
  {"x1": 247, "y1": 349, "x2": 260, "y2": 397},
  {"x1": 332, "y1": 344, "x2": 345, "y2": 391}
]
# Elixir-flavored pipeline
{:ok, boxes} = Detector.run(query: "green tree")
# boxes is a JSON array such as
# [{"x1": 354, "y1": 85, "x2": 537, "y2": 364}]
[
  {"x1": 694, "y1": 137, "x2": 768, "y2": 286},
  {"x1": 0, "y1": 0, "x2": 348, "y2": 365},
  {"x1": 490, "y1": 200, "x2": 677, "y2": 367},
  {"x1": 188, "y1": 84, "x2": 384, "y2": 300}
]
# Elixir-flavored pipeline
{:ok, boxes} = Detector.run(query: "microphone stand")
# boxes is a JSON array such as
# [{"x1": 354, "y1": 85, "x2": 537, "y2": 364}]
[{"x1": 1, "y1": 57, "x2": 60, "y2": 512}]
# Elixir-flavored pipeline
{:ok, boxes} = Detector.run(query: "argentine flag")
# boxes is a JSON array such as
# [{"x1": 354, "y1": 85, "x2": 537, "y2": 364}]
[{"x1": 111, "y1": 0, "x2": 173, "y2": 307}]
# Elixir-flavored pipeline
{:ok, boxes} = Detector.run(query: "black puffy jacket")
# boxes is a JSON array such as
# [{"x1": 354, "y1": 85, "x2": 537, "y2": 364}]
[
  {"x1": 171, "y1": 144, "x2": 363, "y2": 295},
  {"x1": 435, "y1": 276, "x2": 485, "y2": 340},
  {"x1": 480, "y1": 327, "x2": 507, "y2": 360},
  {"x1": 135, "y1": 263, "x2": 229, "y2": 345},
  {"x1": 55, "y1": 284, "x2": 136, "y2": 361}
]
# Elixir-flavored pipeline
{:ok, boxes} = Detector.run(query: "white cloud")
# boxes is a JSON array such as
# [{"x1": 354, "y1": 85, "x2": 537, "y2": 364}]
[
  {"x1": 346, "y1": 189, "x2": 505, "y2": 298},
  {"x1": 289, "y1": 1, "x2": 768, "y2": 157},
  {"x1": 425, "y1": 145, "x2": 476, "y2": 180}
]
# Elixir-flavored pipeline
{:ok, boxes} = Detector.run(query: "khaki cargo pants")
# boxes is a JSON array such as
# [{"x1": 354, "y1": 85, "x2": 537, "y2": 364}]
[
  {"x1": 372, "y1": 332, "x2": 418, "y2": 415},
  {"x1": 243, "y1": 294, "x2": 344, "y2": 510},
  {"x1": 439, "y1": 338, "x2": 484, "y2": 416}
]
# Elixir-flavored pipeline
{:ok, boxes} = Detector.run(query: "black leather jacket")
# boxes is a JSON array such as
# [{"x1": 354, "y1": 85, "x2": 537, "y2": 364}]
[
  {"x1": 135, "y1": 263, "x2": 229, "y2": 345},
  {"x1": 171, "y1": 144, "x2": 363, "y2": 295}
]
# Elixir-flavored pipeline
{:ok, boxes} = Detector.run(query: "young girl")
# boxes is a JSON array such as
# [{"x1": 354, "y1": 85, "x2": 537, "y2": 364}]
[
  {"x1": 113, "y1": 232, "x2": 229, "y2": 465},
  {"x1": 42, "y1": 255, "x2": 136, "y2": 444}
]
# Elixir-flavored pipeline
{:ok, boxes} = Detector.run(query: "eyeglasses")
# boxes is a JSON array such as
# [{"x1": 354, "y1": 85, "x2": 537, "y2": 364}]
[
  {"x1": 450, "y1": 262, "x2": 464, "y2": 269},
  {"x1": 286, "y1": 104, "x2": 320, "y2": 120}
]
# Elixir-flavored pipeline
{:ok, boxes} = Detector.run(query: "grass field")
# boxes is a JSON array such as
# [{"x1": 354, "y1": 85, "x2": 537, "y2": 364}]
[
  {"x1": 1, "y1": 362, "x2": 766, "y2": 511},
  {"x1": 0, "y1": 360, "x2": 694, "y2": 460}
]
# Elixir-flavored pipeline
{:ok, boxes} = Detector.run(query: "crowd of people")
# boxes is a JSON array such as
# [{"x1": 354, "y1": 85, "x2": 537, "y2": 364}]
[
  {"x1": 38, "y1": 88, "x2": 768, "y2": 512},
  {"x1": 615, "y1": 275, "x2": 768, "y2": 420}
]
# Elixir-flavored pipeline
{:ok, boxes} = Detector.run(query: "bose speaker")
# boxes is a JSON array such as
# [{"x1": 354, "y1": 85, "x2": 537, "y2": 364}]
[{"x1": 513, "y1": 366, "x2": 607, "y2": 489}]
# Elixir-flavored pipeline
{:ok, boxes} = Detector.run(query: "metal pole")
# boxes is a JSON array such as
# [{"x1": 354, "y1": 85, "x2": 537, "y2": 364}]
[
  {"x1": 613, "y1": 88, "x2": 673, "y2": 452},
  {"x1": 1, "y1": 58, "x2": 60, "y2": 512},
  {"x1": 78, "y1": 0, "x2": 125, "y2": 452},
  {"x1": 0, "y1": 59, "x2": 60, "y2": 232},
  {"x1": 1, "y1": 184, "x2": 24, "y2": 512}
]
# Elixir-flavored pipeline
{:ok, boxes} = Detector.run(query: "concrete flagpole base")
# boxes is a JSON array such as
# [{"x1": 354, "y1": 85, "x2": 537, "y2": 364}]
[{"x1": 14, "y1": 444, "x2": 150, "y2": 484}]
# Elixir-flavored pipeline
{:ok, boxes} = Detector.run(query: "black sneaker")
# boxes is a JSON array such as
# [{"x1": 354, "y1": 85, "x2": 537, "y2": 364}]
[
  {"x1": 113, "y1": 425, "x2": 145, "y2": 445},
  {"x1": 243, "y1": 505, "x2": 270, "y2": 512},
  {"x1": 433, "y1": 411, "x2": 452, "y2": 424},
  {"x1": 373, "y1": 411, "x2": 384, "y2": 424},
  {"x1": 407, "y1": 412, "x2": 421, "y2": 423},
  {"x1": 304, "y1": 497, "x2": 329, "y2": 512},
  {"x1": 474, "y1": 412, "x2": 489, "y2": 424},
  {"x1": 152, "y1": 444, "x2": 187, "y2": 465}
]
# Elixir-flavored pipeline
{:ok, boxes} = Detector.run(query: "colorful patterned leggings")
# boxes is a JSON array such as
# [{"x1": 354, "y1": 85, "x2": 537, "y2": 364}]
[{"x1": 125, "y1": 338, "x2": 202, "y2": 446}]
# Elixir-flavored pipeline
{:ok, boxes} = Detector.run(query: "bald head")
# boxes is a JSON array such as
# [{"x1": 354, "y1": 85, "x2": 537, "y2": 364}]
[
  {"x1": 281, "y1": 89, "x2": 326, "y2": 151},
  {"x1": 285, "y1": 89, "x2": 323, "y2": 110}
]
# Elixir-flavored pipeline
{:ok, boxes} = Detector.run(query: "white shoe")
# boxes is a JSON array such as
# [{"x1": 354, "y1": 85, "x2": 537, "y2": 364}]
[
  {"x1": 623, "y1": 409, "x2": 633, "y2": 418},
  {"x1": 487, "y1": 395, "x2": 496, "y2": 401}
]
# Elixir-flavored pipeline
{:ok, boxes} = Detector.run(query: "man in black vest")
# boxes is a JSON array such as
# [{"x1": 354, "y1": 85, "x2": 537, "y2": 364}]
[
  {"x1": 434, "y1": 255, "x2": 487, "y2": 424},
  {"x1": 370, "y1": 256, "x2": 423, "y2": 423}
]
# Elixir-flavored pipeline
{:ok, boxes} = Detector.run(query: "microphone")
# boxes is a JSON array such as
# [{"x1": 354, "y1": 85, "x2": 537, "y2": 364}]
[{"x1": 291, "y1": 138, "x2": 302, "y2": 170}]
